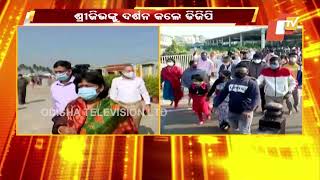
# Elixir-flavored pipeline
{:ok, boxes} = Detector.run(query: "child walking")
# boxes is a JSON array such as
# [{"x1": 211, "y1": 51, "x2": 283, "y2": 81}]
[
  {"x1": 189, "y1": 74, "x2": 211, "y2": 125},
  {"x1": 207, "y1": 70, "x2": 231, "y2": 130}
]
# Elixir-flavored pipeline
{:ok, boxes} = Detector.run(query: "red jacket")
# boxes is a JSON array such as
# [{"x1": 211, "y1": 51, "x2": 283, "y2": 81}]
[{"x1": 257, "y1": 67, "x2": 296, "y2": 97}]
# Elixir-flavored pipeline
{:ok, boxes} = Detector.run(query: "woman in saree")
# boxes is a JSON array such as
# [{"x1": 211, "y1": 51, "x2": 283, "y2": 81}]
[
  {"x1": 52, "y1": 71, "x2": 137, "y2": 134},
  {"x1": 161, "y1": 58, "x2": 183, "y2": 108}
]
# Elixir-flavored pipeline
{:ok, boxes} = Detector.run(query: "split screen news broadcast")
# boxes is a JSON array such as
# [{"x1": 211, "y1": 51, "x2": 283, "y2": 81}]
[{"x1": 17, "y1": 11, "x2": 302, "y2": 135}]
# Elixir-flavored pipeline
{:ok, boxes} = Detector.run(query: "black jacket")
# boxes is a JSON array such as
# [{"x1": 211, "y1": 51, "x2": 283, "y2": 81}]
[{"x1": 214, "y1": 76, "x2": 260, "y2": 114}]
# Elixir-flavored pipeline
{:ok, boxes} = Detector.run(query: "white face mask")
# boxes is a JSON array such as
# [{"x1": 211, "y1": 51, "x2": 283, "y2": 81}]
[
  {"x1": 193, "y1": 81, "x2": 201, "y2": 85},
  {"x1": 167, "y1": 62, "x2": 174, "y2": 66},
  {"x1": 253, "y1": 59, "x2": 262, "y2": 64},
  {"x1": 289, "y1": 58, "x2": 297, "y2": 63},
  {"x1": 123, "y1": 72, "x2": 135, "y2": 79},
  {"x1": 233, "y1": 56, "x2": 241, "y2": 63}
]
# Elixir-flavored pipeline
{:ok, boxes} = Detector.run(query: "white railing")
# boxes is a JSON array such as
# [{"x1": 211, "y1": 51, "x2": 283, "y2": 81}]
[{"x1": 161, "y1": 54, "x2": 193, "y2": 71}]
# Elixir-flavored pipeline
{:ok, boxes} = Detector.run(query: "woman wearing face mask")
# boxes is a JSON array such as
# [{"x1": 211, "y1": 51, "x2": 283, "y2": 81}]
[
  {"x1": 161, "y1": 59, "x2": 183, "y2": 108},
  {"x1": 181, "y1": 60, "x2": 208, "y2": 105},
  {"x1": 53, "y1": 71, "x2": 137, "y2": 134},
  {"x1": 207, "y1": 70, "x2": 232, "y2": 131},
  {"x1": 189, "y1": 74, "x2": 211, "y2": 125}
]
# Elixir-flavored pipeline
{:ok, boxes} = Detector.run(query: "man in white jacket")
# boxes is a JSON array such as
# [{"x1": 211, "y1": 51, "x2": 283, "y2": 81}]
[{"x1": 257, "y1": 56, "x2": 296, "y2": 114}]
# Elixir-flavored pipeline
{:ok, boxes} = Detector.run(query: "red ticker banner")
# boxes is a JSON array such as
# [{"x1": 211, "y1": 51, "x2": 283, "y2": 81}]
[{"x1": 29, "y1": 8, "x2": 258, "y2": 24}]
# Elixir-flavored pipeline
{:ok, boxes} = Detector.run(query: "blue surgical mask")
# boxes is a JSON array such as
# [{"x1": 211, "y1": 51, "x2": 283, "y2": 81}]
[
  {"x1": 78, "y1": 87, "x2": 98, "y2": 101},
  {"x1": 270, "y1": 64, "x2": 280, "y2": 70},
  {"x1": 55, "y1": 72, "x2": 69, "y2": 81}
]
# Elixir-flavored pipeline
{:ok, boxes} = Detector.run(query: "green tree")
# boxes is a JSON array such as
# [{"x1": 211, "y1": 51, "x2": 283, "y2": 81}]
[
  {"x1": 19, "y1": 64, "x2": 26, "y2": 69},
  {"x1": 46, "y1": 67, "x2": 53, "y2": 73},
  {"x1": 32, "y1": 64, "x2": 39, "y2": 73},
  {"x1": 39, "y1": 66, "x2": 46, "y2": 72},
  {"x1": 104, "y1": 74, "x2": 120, "y2": 87},
  {"x1": 163, "y1": 40, "x2": 188, "y2": 55},
  {"x1": 29, "y1": 67, "x2": 34, "y2": 74},
  {"x1": 143, "y1": 74, "x2": 159, "y2": 98}
]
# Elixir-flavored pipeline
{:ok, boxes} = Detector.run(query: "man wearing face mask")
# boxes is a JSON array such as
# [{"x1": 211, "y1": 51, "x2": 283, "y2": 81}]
[
  {"x1": 109, "y1": 64, "x2": 151, "y2": 128},
  {"x1": 232, "y1": 51, "x2": 242, "y2": 65},
  {"x1": 214, "y1": 63, "x2": 260, "y2": 134},
  {"x1": 182, "y1": 60, "x2": 208, "y2": 89},
  {"x1": 51, "y1": 60, "x2": 78, "y2": 116},
  {"x1": 241, "y1": 51, "x2": 252, "y2": 68},
  {"x1": 210, "y1": 51, "x2": 222, "y2": 78},
  {"x1": 182, "y1": 60, "x2": 208, "y2": 105},
  {"x1": 195, "y1": 51, "x2": 215, "y2": 79},
  {"x1": 257, "y1": 57, "x2": 296, "y2": 115},
  {"x1": 248, "y1": 53, "x2": 268, "y2": 112},
  {"x1": 283, "y1": 53, "x2": 300, "y2": 112},
  {"x1": 218, "y1": 56, "x2": 236, "y2": 78},
  {"x1": 249, "y1": 48, "x2": 256, "y2": 60},
  {"x1": 263, "y1": 48, "x2": 277, "y2": 64}
]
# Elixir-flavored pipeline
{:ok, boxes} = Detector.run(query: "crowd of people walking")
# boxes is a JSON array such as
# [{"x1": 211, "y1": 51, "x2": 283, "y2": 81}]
[{"x1": 161, "y1": 47, "x2": 302, "y2": 134}]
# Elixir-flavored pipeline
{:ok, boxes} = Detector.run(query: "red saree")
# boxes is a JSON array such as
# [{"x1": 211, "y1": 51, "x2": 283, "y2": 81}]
[{"x1": 161, "y1": 65, "x2": 183, "y2": 107}]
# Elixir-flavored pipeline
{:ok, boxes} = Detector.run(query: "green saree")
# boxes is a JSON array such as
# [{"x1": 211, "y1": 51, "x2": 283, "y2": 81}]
[{"x1": 64, "y1": 97, "x2": 137, "y2": 134}]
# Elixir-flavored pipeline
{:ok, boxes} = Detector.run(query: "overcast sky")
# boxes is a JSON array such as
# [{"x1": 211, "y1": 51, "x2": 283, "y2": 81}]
[
  {"x1": 161, "y1": 26, "x2": 262, "y2": 39},
  {"x1": 18, "y1": 26, "x2": 158, "y2": 67}
]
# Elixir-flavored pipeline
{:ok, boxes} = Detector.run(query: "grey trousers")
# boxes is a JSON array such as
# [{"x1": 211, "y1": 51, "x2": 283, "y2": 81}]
[
  {"x1": 228, "y1": 111, "x2": 253, "y2": 134},
  {"x1": 286, "y1": 87, "x2": 299, "y2": 107}
]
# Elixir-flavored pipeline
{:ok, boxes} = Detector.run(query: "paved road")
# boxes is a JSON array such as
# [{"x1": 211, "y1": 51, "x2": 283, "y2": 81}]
[
  {"x1": 161, "y1": 90, "x2": 302, "y2": 134},
  {"x1": 17, "y1": 85, "x2": 159, "y2": 134}
]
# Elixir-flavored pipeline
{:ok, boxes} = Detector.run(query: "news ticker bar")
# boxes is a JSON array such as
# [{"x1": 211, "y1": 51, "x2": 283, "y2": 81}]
[{"x1": 25, "y1": 8, "x2": 258, "y2": 24}]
